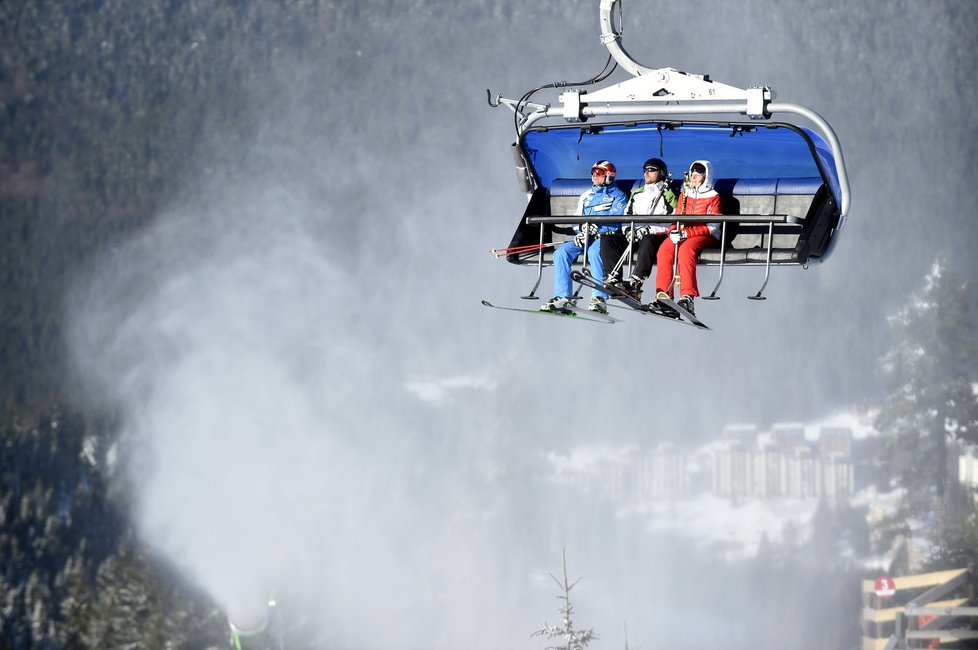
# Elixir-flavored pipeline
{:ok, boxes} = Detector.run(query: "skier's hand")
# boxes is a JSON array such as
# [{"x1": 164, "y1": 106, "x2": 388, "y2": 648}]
[
  {"x1": 581, "y1": 222, "x2": 599, "y2": 236},
  {"x1": 625, "y1": 225, "x2": 649, "y2": 242},
  {"x1": 573, "y1": 231, "x2": 588, "y2": 247},
  {"x1": 669, "y1": 228, "x2": 687, "y2": 244}
]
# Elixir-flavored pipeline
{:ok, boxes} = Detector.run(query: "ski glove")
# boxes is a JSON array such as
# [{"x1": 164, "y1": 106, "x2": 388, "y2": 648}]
[
  {"x1": 669, "y1": 228, "x2": 688, "y2": 244},
  {"x1": 573, "y1": 231, "x2": 588, "y2": 247},
  {"x1": 581, "y1": 222, "x2": 600, "y2": 236},
  {"x1": 624, "y1": 225, "x2": 649, "y2": 242}
]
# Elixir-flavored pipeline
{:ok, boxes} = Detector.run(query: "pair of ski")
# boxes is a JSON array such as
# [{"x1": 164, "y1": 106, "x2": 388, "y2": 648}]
[
  {"x1": 571, "y1": 270, "x2": 710, "y2": 329},
  {"x1": 480, "y1": 299, "x2": 621, "y2": 324},
  {"x1": 482, "y1": 273, "x2": 709, "y2": 329}
]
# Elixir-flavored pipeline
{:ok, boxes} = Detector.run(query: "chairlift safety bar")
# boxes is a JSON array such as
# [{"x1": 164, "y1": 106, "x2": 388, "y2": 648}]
[
  {"x1": 525, "y1": 215, "x2": 792, "y2": 226},
  {"x1": 519, "y1": 214, "x2": 794, "y2": 301}
]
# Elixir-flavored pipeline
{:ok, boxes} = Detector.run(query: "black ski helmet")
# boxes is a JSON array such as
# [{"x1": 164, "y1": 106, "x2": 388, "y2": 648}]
[{"x1": 643, "y1": 158, "x2": 668, "y2": 176}]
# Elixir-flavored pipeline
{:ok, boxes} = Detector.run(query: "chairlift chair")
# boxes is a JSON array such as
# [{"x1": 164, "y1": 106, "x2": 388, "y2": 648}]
[{"x1": 488, "y1": 0, "x2": 850, "y2": 302}]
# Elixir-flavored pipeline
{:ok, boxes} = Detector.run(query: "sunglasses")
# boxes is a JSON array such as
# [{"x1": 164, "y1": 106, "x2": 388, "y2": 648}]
[{"x1": 644, "y1": 167, "x2": 660, "y2": 173}]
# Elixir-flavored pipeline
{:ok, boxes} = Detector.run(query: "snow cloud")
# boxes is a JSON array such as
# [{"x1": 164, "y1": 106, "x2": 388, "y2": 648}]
[{"x1": 66, "y1": 174, "x2": 539, "y2": 647}]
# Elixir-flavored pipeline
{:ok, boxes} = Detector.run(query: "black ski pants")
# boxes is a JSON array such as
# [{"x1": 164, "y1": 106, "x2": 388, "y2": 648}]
[{"x1": 600, "y1": 233, "x2": 666, "y2": 281}]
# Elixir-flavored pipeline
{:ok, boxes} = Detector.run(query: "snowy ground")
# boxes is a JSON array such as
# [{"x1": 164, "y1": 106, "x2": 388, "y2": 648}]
[
  {"x1": 622, "y1": 495, "x2": 820, "y2": 561},
  {"x1": 545, "y1": 409, "x2": 909, "y2": 564}
]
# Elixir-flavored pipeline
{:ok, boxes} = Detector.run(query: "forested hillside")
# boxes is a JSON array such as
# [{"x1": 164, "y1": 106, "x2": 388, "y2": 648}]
[
  {"x1": 0, "y1": 403, "x2": 228, "y2": 648},
  {"x1": 1, "y1": 2, "x2": 343, "y2": 647},
  {"x1": 1, "y1": 0, "x2": 349, "y2": 402}
]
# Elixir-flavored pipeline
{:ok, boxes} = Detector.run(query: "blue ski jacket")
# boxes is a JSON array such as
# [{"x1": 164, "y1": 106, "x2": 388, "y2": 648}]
[{"x1": 574, "y1": 184, "x2": 628, "y2": 235}]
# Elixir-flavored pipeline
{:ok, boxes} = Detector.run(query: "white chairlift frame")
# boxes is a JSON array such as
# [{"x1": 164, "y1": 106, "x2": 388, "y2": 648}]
[{"x1": 492, "y1": 0, "x2": 850, "y2": 225}]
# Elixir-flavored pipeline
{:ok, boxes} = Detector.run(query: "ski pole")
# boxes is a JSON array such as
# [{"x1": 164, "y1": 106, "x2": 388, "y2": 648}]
[
  {"x1": 622, "y1": 188, "x2": 665, "y2": 280},
  {"x1": 492, "y1": 242, "x2": 554, "y2": 254},
  {"x1": 613, "y1": 186, "x2": 667, "y2": 281},
  {"x1": 658, "y1": 221, "x2": 682, "y2": 299},
  {"x1": 671, "y1": 221, "x2": 682, "y2": 299},
  {"x1": 572, "y1": 231, "x2": 589, "y2": 301},
  {"x1": 491, "y1": 243, "x2": 546, "y2": 256},
  {"x1": 609, "y1": 231, "x2": 633, "y2": 280},
  {"x1": 490, "y1": 241, "x2": 559, "y2": 258}
]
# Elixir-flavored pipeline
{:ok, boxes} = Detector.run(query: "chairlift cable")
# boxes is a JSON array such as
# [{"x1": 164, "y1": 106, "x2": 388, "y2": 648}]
[{"x1": 513, "y1": 55, "x2": 618, "y2": 136}]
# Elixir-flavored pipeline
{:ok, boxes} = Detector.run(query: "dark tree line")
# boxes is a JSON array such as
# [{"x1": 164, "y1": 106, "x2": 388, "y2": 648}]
[
  {"x1": 0, "y1": 402, "x2": 226, "y2": 649},
  {"x1": 0, "y1": 0, "x2": 531, "y2": 405},
  {"x1": 0, "y1": 0, "x2": 346, "y2": 403},
  {"x1": 0, "y1": 1, "x2": 537, "y2": 647},
  {"x1": 1, "y1": 2, "x2": 349, "y2": 647}
]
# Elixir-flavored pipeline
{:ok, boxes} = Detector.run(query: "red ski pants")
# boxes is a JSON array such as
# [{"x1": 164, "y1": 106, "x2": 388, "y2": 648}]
[{"x1": 655, "y1": 235, "x2": 719, "y2": 297}]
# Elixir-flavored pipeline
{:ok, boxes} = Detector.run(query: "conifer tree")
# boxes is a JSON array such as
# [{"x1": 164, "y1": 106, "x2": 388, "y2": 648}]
[
  {"x1": 58, "y1": 552, "x2": 94, "y2": 650},
  {"x1": 88, "y1": 546, "x2": 169, "y2": 650},
  {"x1": 875, "y1": 256, "x2": 978, "y2": 524},
  {"x1": 532, "y1": 549, "x2": 599, "y2": 650}
]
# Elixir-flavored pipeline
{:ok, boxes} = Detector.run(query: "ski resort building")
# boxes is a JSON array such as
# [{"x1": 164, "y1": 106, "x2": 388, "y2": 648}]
[{"x1": 711, "y1": 425, "x2": 853, "y2": 500}]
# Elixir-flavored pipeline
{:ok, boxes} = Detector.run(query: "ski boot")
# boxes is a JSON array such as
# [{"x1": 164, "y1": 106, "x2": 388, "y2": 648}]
[{"x1": 539, "y1": 296, "x2": 575, "y2": 314}]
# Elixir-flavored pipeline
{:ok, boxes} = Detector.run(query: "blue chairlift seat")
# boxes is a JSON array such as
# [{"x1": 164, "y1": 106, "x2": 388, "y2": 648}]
[{"x1": 506, "y1": 120, "x2": 841, "y2": 268}]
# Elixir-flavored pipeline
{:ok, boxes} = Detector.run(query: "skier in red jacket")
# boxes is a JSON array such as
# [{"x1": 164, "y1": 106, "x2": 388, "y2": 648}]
[{"x1": 652, "y1": 160, "x2": 721, "y2": 317}]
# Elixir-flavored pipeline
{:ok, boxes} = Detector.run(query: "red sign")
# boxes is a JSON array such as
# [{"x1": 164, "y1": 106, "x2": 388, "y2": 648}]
[{"x1": 874, "y1": 576, "x2": 896, "y2": 598}]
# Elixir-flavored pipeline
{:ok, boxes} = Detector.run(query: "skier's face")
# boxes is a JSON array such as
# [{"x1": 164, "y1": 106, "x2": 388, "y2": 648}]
[
  {"x1": 591, "y1": 168, "x2": 609, "y2": 185},
  {"x1": 689, "y1": 170, "x2": 705, "y2": 187},
  {"x1": 644, "y1": 166, "x2": 662, "y2": 183}
]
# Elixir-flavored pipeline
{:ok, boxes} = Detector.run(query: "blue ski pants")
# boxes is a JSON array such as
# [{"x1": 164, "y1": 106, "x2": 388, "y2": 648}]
[{"x1": 552, "y1": 239, "x2": 608, "y2": 299}]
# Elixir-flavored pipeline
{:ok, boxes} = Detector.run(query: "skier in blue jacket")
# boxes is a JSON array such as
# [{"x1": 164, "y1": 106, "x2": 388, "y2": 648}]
[{"x1": 539, "y1": 160, "x2": 627, "y2": 314}]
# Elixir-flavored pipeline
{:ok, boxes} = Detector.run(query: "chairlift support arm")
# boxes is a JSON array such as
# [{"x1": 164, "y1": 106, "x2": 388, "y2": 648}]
[{"x1": 490, "y1": 0, "x2": 850, "y2": 221}]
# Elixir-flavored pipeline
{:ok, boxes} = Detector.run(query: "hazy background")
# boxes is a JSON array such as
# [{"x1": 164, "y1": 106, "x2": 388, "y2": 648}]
[{"x1": 49, "y1": 0, "x2": 978, "y2": 648}]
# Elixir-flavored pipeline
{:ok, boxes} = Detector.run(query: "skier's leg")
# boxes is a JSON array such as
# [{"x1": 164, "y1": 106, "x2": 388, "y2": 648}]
[
  {"x1": 633, "y1": 235, "x2": 665, "y2": 281},
  {"x1": 586, "y1": 240, "x2": 608, "y2": 299},
  {"x1": 599, "y1": 234, "x2": 628, "y2": 282},
  {"x1": 677, "y1": 236, "x2": 719, "y2": 297},
  {"x1": 553, "y1": 241, "x2": 581, "y2": 298},
  {"x1": 654, "y1": 239, "x2": 677, "y2": 294}
]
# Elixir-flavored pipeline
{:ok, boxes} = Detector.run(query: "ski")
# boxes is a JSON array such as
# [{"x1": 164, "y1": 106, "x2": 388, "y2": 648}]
[
  {"x1": 654, "y1": 295, "x2": 710, "y2": 330},
  {"x1": 572, "y1": 270, "x2": 646, "y2": 311},
  {"x1": 563, "y1": 302, "x2": 621, "y2": 324},
  {"x1": 481, "y1": 300, "x2": 617, "y2": 324},
  {"x1": 571, "y1": 270, "x2": 710, "y2": 330}
]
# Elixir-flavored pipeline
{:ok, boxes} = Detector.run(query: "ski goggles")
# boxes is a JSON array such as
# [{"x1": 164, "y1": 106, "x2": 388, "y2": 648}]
[
  {"x1": 643, "y1": 166, "x2": 661, "y2": 173},
  {"x1": 591, "y1": 167, "x2": 609, "y2": 176}
]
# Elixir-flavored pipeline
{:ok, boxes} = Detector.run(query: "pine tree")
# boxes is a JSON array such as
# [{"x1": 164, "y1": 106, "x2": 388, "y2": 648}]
[
  {"x1": 532, "y1": 549, "x2": 599, "y2": 650},
  {"x1": 58, "y1": 551, "x2": 94, "y2": 650},
  {"x1": 88, "y1": 546, "x2": 169, "y2": 650},
  {"x1": 875, "y1": 257, "x2": 978, "y2": 537},
  {"x1": 0, "y1": 396, "x2": 230, "y2": 648}
]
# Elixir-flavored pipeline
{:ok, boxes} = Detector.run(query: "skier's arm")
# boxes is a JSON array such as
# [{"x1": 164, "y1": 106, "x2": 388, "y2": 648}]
[
  {"x1": 597, "y1": 189, "x2": 627, "y2": 235},
  {"x1": 663, "y1": 187, "x2": 678, "y2": 212},
  {"x1": 682, "y1": 195, "x2": 722, "y2": 238},
  {"x1": 574, "y1": 192, "x2": 587, "y2": 218}
]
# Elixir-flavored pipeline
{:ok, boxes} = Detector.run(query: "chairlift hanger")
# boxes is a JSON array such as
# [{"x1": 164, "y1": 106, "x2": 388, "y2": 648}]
[
  {"x1": 490, "y1": 0, "x2": 849, "y2": 222},
  {"x1": 486, "y1": 0, "x2": 852, "y2": 312}
]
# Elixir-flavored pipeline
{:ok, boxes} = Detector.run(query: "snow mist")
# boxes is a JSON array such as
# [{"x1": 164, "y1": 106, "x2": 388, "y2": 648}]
[{"x1": 66, "y1": 169, "x2": 531, "y2": 647}]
